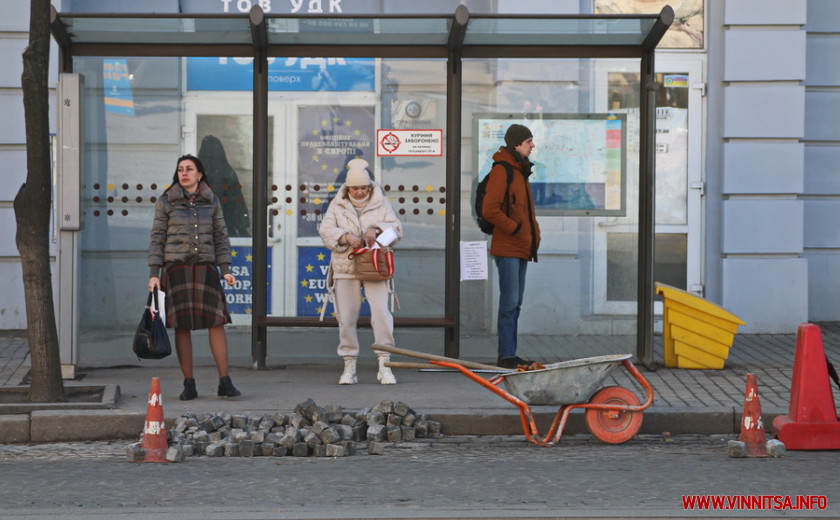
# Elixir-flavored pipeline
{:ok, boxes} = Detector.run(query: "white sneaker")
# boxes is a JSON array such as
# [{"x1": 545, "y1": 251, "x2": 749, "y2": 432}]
[
  {"x1": 339, "y1": 357, "x2": 357, "y2": 385},
  {"x1": 377, "y1": 356, "x2": 397, "y2": 385}
]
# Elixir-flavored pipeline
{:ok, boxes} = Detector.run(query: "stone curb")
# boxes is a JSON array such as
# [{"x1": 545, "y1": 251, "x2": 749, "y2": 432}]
[{"x1": 0, "y1": 408, "x2": 789, "y2": 444}]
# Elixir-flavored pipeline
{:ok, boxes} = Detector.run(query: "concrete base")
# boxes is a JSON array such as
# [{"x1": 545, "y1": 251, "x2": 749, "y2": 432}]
[{"x1": 0, "y1": 385, "x2": 119, "y2": 414}]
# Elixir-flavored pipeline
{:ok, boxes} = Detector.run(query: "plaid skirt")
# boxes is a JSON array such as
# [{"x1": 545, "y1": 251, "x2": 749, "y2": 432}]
[{"x1": 161, "y1": 263, "x2": 231, "y2": 330}]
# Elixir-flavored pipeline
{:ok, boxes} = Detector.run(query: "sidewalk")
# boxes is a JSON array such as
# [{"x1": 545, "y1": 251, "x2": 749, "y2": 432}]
[{"x1": 2, "y1": 324, "x2": 840, "y2": 443}]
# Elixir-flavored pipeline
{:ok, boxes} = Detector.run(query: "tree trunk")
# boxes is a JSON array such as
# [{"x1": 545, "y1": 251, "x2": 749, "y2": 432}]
[{"x1": 15, "y1": 0, "x2": 65, "y2": 402}]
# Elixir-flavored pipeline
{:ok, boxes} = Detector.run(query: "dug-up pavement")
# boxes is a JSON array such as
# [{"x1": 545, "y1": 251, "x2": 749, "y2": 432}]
[{"x1": 2, "y1": 324, "x2": 840, "y2": 444}]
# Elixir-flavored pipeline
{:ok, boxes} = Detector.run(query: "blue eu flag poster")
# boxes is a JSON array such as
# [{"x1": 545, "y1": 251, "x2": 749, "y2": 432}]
[
  {"x1": 298, "y1": 246, "x2": 370, "y2": 317},
  {"x1": 222, "y1": 246, "x2": 270, "y2": 316}
]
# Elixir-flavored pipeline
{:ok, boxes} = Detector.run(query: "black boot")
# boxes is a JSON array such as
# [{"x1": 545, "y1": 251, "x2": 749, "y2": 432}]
[
  {"x1": 217, "y1": 375, "x2": 241, "y2": 397},
  {"x1": 179, "y1": 378, "x2": 197, "y2": 401}
]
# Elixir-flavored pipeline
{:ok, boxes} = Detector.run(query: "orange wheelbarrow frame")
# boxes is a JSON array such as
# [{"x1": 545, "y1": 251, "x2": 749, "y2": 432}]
[{"x1": 431, "y1": 358, "x2": 655, "y2": 447}]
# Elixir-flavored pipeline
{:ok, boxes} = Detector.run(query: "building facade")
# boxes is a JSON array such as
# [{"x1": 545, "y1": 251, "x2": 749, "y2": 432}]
[{"x1": 0, "y1": 1, "x2": 836, "y2": 366}]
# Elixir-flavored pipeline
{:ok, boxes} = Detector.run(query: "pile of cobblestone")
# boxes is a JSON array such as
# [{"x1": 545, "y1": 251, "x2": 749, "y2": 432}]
[{"x1": 127, "y1": 398, "x2": 442, "y2": 462}]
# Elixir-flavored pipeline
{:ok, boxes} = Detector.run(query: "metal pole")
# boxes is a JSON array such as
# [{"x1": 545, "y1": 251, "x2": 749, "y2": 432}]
[
  {"x1": 49, "y1": 6, "x2": 72, "y2": 73},
  {"x1": 250, "y1": 6, "x2": 269, "y2": 368},
  {"x1": 635, "y1": 6, "x2": 673, "y2": 370},
  {"x1": 635, "y1": 48, "x2": 657, "y2": 370},
  {"x1": 444, "y1": 5, "x2": 469, "y2": 358}
]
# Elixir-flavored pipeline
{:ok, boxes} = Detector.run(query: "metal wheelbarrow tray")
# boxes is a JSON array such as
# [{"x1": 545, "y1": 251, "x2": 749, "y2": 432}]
[
  {"x1": 502, "y1": 354, "x2": 632, "y2": 406},
  {"x1": 431, "y1": 354, "x2": 655, "y2": 447}
]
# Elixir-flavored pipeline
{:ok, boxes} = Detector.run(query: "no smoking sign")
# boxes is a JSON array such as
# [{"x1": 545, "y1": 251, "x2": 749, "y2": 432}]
[
  {"x1": 380, "y1": 132, "x2": 401, "y2": 153},
  {"x1": 376, "y1": 129, "x2": 443, "y2": 157}
]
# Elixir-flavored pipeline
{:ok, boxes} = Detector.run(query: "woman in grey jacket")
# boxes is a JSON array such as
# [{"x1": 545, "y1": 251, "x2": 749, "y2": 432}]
[
  {"x1": 320, "y1": 158, "x2": 403, "y2": 385},
  {"x1": 148, "y1": 154, "x2": 241, "y2": 400}
]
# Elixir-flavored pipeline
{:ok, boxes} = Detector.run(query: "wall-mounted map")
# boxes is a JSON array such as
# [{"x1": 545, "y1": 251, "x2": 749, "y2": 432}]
[{"x1": 474, "y1": 113, "x2": 626, "y2": 216}]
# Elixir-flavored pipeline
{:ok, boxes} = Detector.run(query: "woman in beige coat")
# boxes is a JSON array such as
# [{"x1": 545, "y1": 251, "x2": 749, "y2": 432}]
[{"x1": 319, "y1": 158, "x2": 403, "y2": 384}]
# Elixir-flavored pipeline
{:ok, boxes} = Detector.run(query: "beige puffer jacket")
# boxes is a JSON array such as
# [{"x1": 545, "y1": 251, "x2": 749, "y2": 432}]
[{"x1": 319, "y1": 181, "x2": 402, "y2": 279}]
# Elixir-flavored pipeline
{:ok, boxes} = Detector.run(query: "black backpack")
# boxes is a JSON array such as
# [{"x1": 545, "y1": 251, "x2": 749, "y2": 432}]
[{"x1": 475, "y1": 161, "x2": 514, "y2": 234}]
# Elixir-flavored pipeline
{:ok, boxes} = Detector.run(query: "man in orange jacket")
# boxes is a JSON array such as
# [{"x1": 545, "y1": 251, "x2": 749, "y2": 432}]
[{"x1": 482, "y1": 124, "x2": 541, "y2": 369}]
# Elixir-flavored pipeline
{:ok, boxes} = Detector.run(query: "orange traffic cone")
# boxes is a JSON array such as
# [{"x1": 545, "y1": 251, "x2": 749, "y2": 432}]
[
  {"x1": 138, "y1": 377, "x2": 168, "y2": 463},
  {"x1": 737, "y1": 373, "x2": 768, "y2": 457},
  {"x1": 772, "y1": 323, "x2": 840, "y2": 449}
]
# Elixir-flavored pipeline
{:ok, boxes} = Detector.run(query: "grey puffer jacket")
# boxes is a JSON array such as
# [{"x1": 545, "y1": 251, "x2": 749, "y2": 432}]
[
  {"x1": 148, "y1": 181, "x2": 232, "y2": 278},
  {"x1": 319, "y1": 181, "x2": 402, "y2": 279}
]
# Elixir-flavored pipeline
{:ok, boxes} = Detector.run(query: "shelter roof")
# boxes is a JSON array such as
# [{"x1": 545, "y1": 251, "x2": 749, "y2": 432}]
[{"x1": 50, "y1": 5, "x2": 674, "y2": 59}]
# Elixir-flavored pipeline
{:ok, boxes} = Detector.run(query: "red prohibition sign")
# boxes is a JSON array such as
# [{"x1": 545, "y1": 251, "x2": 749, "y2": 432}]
[{"x1": 380, "y1": 132, "x2": 401, "y2": 153}]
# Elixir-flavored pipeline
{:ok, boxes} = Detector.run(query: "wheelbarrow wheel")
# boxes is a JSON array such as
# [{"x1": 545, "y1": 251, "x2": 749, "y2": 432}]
[{"x1": 585, "y1": 386, "x2": 642, "y2": 444}]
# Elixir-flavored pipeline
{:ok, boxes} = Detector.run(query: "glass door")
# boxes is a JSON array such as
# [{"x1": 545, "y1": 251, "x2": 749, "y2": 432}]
[
  {"x1": 183, "y1": 95, "x2": 287, "y2": 324},
  {"x1": 185, "y1": 94, "x2": 378, "y2": 323},
  {"x1": 592, "y1": 56, "x2": 704, "y2": 314}
]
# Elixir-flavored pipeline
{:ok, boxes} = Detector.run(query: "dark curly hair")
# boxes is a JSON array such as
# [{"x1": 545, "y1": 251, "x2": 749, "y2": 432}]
[{"x1": 165, "y1": 154, "x2": 208, "y2": 193}]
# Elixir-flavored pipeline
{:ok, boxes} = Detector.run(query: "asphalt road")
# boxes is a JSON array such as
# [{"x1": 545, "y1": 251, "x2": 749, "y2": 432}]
[{"x1": 0, "y1": 434, "x2": 837, "y2": 519}]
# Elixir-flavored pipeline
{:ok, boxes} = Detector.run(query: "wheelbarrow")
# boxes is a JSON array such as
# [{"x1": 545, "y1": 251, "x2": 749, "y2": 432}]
[{"x1": 377, "y1": 345, "x2": 654, "y2": 446}]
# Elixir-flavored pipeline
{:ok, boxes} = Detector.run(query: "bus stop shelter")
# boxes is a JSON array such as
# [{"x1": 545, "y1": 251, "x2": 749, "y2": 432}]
[{"x1": 50, "y1": 4, "x2": 674, "y2": 369}]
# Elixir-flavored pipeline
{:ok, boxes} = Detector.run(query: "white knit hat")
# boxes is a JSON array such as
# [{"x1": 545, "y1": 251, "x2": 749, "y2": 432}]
[{"x1": 345, "y1": 158, "x2": 371, "y2": 187}]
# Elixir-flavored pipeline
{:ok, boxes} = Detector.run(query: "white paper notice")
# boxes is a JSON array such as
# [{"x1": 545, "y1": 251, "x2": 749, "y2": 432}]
[
  {"x1": 152, "y1": 289, "x2": 166, "y2": 319},
  {"x1": 460, "y1": 241, "x2": 488, "y2": 281}
]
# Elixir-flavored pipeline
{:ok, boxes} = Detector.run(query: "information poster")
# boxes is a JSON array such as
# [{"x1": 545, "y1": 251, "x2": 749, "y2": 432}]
[
  {"x1": 102, "y1": 59, "x2": 135, "y2": 116},
  {"x1": 460, "y1": 241, "x2": 489, "y2": 281},
  {"x1": 187, "y1": 57, "x2": 375, "y2": 92},
  {"x1": 474, "y1": 113, "x2": 626, "y2": 216},
  {"x1": 297, "y1": 246, "x2": 371, "y2": 317},
  {"x1": 297, "y1": 105, "x2": 376, "y2": 237}
]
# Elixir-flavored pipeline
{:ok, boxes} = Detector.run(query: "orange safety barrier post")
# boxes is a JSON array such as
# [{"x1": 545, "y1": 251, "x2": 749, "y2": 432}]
[
  {"x1": 728, "y1": 373, "x2": 786, "y2": 458},
  {"x1": 737, "y1": 373, "x2": 767, "y2": 457},
  {"x1": 138, "y1": 376, "x2": 169, "y2": 463}
]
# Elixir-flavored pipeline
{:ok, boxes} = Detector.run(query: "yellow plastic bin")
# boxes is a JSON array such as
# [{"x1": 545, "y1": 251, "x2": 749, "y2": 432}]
[{"x1": 655, "y1": 282, "x2": 745, "y2": 369}]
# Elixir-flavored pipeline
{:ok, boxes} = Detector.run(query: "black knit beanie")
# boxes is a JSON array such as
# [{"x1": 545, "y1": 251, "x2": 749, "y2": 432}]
[{"x1": 504, "y1": 124, "x2": 533, "y2": 148}]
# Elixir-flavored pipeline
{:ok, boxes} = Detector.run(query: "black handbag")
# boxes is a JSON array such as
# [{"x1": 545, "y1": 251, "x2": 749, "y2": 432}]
[{"x1": 132, "y1": 290, "x2": 172, "y2": 360}]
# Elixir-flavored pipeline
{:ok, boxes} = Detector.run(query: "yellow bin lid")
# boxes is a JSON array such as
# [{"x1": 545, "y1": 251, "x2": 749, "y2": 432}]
[{"x1": 655, "y1": 282, "x2": 745, "y2": 326}]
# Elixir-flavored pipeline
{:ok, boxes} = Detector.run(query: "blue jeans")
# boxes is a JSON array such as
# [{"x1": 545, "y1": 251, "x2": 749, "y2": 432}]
[{"x1": 495, "y1": 256, "x2": 528, "y2": 360}]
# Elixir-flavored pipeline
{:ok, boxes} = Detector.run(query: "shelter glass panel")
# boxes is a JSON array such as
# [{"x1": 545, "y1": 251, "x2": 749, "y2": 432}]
[
  {"x1": 464, "y1": 17, "x2": 656, "y2": 46},
  {"x1": 461, "y1": 57, "x2": 641, "y2": 349},
  {"x1": 272, "y1": 58, "x2": 449, "y2": 320},
  {"x1": 73, "y1": 55, "x2": 257, "y2": 337},
  {"x1": 62, "y1": 16, "x2": 255, "y2": 45},
  {"x1": 267, "y1": 18, "x2": 453, "y2": 46}
]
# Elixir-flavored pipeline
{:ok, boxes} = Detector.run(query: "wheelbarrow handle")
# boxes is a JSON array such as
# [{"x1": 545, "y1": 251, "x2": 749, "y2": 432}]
[
  {"x1": 385, "y1": 361, "x2": 436, "y2": 369},
  {"x1": 373, "y1": 344, "x2": 505, "y2": 371}
]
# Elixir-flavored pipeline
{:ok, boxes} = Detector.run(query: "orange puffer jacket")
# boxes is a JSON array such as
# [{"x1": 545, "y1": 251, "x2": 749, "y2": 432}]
[{"x1": 481, "y1": 146, "x2": 540, "y2": 262}]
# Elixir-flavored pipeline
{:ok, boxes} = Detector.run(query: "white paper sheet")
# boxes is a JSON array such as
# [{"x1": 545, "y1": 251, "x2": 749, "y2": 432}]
[
  {"x1": 459, "y1": 241, "x2": 488, "y2": 281},
  {"x1": 376, "y1": 227, "x2": 398, "y2": 247},
  {"x1": 151, "y1": 289, "x2": 166, "y2": 319}
]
